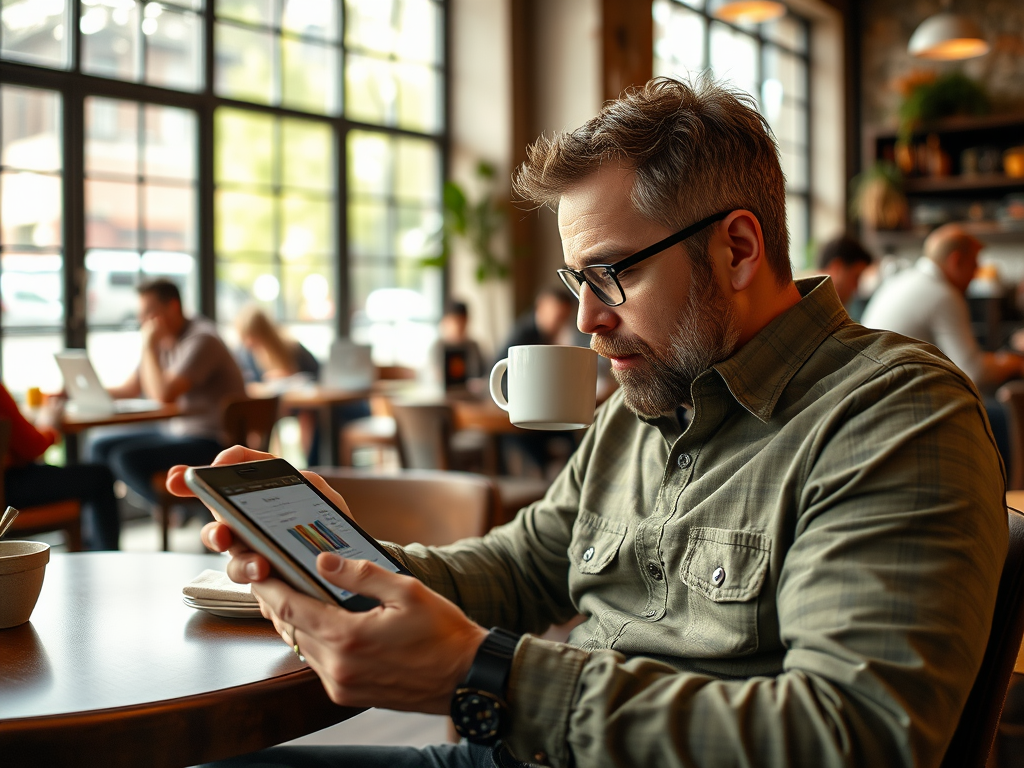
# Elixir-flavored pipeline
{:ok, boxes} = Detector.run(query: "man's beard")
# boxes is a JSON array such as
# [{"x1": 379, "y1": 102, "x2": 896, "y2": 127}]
[{"x1": 593, "y1": 269, "x2": 740, "y2": 418}]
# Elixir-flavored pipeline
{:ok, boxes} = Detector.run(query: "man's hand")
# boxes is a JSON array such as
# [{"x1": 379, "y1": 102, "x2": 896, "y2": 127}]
[
  {"x1": 255, "y1": 555, "x2": 488, "y2": 714},
  {"x1": 140, "y1": 317, "x2": 167, "y2": 351},
  {"x1": 166, "y1": 445, "x2": 488, "y2": 715},
  {"x1": 165, "y1": 445, "x2": 354, "y2": 585}
]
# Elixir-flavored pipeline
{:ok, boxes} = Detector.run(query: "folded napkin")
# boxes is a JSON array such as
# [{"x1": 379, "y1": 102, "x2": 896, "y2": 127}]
[{"x1": 182, "y1": 569, "x2": 259, "y2": 604}]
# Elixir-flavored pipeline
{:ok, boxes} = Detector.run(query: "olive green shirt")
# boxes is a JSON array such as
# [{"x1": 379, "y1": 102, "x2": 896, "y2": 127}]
[{"x1": 389, "y1": 277, "x2": 1008, "y2": 768}]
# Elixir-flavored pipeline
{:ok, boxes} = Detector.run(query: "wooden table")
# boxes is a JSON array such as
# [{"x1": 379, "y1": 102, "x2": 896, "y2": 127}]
[
  {"x1": 247, "y1": 382, "x2": 371, "y2": 465},
  {"x1": 0, "y1": 552, "x2": 357, "y2": 768},
  {"x1": 450, "y1": 396, "x2": 526, "y2": 436},
  {"x1": 36, "y1": 402, "x2": 181, "y2": 463}
]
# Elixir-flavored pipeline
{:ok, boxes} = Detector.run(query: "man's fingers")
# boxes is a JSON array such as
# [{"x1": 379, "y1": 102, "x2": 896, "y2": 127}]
[
  {"x1": 213, "y1": 445, "x2": 277, "y2": 466},
  {"x1": 225, "y1": 551, "x2": 272, "y2": 584},
  {"x1": 252, "y1": 577, "x2": 343, "y2": 636},
  {"x1": 165, "y1": 447, "x2": 277, "y2": 498},
  {"x1": 199, "y1": 521, "x2": 235, "y2": 552},
  {"x1": 165, "y1": 464, "x2": 194, "y2": 497},
  {"x1": 316, "y1": 554, "x2": 415, "y2": 605},
  {"x1": 300, "y1": 471, "x2": 352, "y2": 517}
]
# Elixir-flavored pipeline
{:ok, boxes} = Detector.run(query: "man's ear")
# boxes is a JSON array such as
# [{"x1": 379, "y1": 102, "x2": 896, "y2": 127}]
[{"x1": 716, "y1": 210, "x2": 764, "y2": 292}]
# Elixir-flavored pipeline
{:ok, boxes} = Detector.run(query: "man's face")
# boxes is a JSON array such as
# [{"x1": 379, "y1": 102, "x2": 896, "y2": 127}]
[
  {"x1": 138, "y1": 293, "x2": 181, "y2": 336},
  {"x1": 949, "y1": 245, "x2": 980, "y2": 294},
  {"x1": 828, "y1": 261, "x2": 868, "y2": 305},
  {"x1": 558, "y1": 164, "x2": 739, "y2": 417}
]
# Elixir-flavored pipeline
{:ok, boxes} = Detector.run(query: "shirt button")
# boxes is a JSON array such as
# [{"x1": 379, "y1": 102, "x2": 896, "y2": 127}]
[
  {"x1": 646, "y1": 562, "x2": 663, "y2": 581},
  {"x1": 712, "y1": 566, "x2": 726, "y2": 586},
  {"x1": 677, "y1": 453, "x2": 692, "y2": 469},
  {"x1": 582, "y1": 546, "x2": 595, "y2": 562},
  {"x1": 533, "y1": 752, "x2": 548, "y2": 765},
  {"x1": 644, "y1": 609, "x2": 657, "y2": 618}
]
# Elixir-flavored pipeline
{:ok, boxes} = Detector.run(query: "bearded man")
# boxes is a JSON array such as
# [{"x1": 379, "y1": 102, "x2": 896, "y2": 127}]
[{"x1": 176, "y1": 77, "x2": 1007, "y2": 768}]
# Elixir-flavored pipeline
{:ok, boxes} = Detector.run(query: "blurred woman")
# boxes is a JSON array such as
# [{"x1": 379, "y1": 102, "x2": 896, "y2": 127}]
[
  {"x1": 235, "y1": 305, "x2": 319, "y2": 383},
  {"x1": 0, "y1": 382, "x2": 120, "y2": 549}
]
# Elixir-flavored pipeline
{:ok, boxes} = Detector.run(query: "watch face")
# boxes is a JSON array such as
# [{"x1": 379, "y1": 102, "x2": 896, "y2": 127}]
[{"x1": 451, "y1": 689, "x2": 505, "y2": 744}]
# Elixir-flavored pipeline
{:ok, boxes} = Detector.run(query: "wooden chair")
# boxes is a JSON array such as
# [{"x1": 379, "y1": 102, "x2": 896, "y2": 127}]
[
  {"x1": 996, "y1": 381, "x2": 1024, "y2": 490},
  {"x1": 151, "y1": 395, "x2": 280, "y2": 551},
  {"x1": 0, "y1": 419, "x2": 82, "y2": 550},
  {"x1": 940, "y1": 508, "x2": 1024, "y2": 768},
  {"x1": 339, "y1": 394, "x2": 399, "y2": 467},
  {"x1": 312, "y1": 467, "x2": 498, "y2": 547},
  {"x1": 389, "y1": 401, "x2": 551, "y2": 527}
]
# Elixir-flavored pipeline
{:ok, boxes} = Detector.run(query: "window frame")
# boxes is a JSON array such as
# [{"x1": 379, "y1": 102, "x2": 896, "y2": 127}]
[
  {"x1": 653, "y1": 0, "x2": 812, "y2": 266},
  {"x1": 0, "y1": 0, "x2": 450, "y2": 373}
]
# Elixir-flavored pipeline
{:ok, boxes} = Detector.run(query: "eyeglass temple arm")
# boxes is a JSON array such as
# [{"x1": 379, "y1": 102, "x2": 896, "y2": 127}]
[{"x1": 607, "y1": 210, "x2": 731, "y2": 277}]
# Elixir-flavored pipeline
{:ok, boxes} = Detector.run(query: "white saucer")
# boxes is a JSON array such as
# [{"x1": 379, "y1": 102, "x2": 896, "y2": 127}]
[{"x1": 182, "y1": 596, "x2": 264, "y2": 619}]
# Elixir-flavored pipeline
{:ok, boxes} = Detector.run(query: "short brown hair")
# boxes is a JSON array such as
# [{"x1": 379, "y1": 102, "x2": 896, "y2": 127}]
[
  {"x1": 137, "y1": 277, "x2": 182, "y2": 307},
  {"x1": 514, "y1": 75, "x2": 791, "y2": 286}
]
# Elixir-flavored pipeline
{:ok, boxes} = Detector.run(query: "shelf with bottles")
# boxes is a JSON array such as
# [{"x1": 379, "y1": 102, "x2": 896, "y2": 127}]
[{"x1": 869, "y1": 112, "x2": 1024, "y2": 190}]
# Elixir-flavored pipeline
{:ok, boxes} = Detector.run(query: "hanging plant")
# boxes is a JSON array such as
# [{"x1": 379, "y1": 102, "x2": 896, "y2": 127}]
[{"x1": 897, "y1": 71, "x2": 991, "y2": 144}]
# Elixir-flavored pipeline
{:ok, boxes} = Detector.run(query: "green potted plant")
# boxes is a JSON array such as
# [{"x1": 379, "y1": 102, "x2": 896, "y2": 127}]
[
  {"x1": 422, "y1": 161, "x2": 509, "y2": 282},
  {"x1": 850, "y1": 161, "x2": 909, "y2": 231}
]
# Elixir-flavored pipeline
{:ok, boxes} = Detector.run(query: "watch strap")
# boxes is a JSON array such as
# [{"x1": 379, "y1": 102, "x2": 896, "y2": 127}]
[{"x1": 463, "y1": 627, "x2": 521, "y2": 698}]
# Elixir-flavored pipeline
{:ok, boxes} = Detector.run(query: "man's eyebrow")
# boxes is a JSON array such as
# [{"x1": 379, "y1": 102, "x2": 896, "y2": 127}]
[{"x1": 570, "y1": 248, "x2": 633, "y2": 270}]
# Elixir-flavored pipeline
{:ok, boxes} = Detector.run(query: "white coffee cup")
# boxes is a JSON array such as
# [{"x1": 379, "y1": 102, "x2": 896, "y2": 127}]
[{"x1": 489, "y1": 345, "x2": 598, "y2": 430}]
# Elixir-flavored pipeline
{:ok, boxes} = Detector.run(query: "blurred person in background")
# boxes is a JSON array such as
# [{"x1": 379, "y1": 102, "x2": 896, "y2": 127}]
[
  {"x1": 236, "y1": 305, "x2": 320, "y2": 384},
  {"x1": 862, "y1": 223, "x2": 1022, "y2": 461},
  {"x1": 815, "y1": 234, "x2": 873, "y2": 307},
  {"x1": 424, "y1": 300, "x2": 486, "y2": 395},
  {"x1": 0, "y1": 382, "x2": 119, "y2": 550},
  {"x1": 495, "y1": 286, "x2": 576, "y2": 361},
  {"x1": 91, "y1": 279, "x2": 246, "y2": 504},
  {"x1": 862, "y1": 224, "x2": 1023, "y2": 389},
  {"x1": 235, "y1": 305, "x2": 338, "y2": 464}
]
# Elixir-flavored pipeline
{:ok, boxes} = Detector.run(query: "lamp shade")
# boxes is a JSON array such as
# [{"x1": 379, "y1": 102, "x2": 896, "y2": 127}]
[
  {"x1": 908, "y1": 13, "x2": 989, "y2": 60},
  {"x1": 709, "y1": 1, "x2": 786, "y2": 25}
]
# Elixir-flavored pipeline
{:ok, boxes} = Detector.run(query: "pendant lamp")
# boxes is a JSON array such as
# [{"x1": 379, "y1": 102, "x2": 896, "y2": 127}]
[
  {"x1": 709, "y1": 1, "x2": 786, "y2": 25},
  {"x1": 908, "y1": 2, "x2": 988, "y2": 61}
]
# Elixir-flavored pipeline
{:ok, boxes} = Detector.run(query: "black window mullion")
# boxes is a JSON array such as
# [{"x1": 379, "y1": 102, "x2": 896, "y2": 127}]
[
  {"x1": 336, "y1": 126, "x2": 350, "y2": 337},
  {"x1": 199, "y1": 0, "x2": 216, "y2": 320},
  {"x1": 272, "y1": 116, "x2": 283, "y2": 320},
  {"x1": 64, "y1": 86, "x2": 86, "y2": 349}
]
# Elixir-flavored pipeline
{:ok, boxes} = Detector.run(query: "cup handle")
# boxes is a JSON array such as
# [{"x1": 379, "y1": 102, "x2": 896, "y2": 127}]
[{"x1": 489, "y1": 359, "x2": 509, "y2": 412}]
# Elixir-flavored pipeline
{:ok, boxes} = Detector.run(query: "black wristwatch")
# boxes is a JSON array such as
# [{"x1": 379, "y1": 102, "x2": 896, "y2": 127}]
[{"x1": 450, "y1": 627, "x2": 522, "y2": 744}]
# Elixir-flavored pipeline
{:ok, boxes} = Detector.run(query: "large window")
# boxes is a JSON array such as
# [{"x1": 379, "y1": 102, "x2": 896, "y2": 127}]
[
  {"x1": 0, "y1": 0, "x2": 446, "y2": 391},
  {"x1": 653, "y1": 0, "x2": 811, "y2": 268}
]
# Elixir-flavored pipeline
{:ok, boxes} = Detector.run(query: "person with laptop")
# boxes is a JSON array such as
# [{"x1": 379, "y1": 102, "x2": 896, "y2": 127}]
[
  {"x1": 90, "y1": 278, "x2": 246, "y2": 506},
  {"x1": 0, "y1": 382, "x2": 120, "y2": 549}
]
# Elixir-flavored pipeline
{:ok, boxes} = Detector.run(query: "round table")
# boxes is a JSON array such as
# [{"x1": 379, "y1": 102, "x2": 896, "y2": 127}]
[{"x1": 0, "y1": 552, "x2": 359, "y2": 767}]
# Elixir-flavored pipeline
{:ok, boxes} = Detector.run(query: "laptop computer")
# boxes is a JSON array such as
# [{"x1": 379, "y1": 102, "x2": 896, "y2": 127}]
[
  {"x1": 54, "y1": 350, "x2": 162, "y2": 416},
  {"x1": 321, "y1": 340, "x2": 374, "y2": 390}
]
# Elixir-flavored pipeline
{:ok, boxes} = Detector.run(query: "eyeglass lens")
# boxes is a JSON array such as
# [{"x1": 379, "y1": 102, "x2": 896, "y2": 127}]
[{"x1": 558, "y1": 267, "x2": 623, "y2": 306}]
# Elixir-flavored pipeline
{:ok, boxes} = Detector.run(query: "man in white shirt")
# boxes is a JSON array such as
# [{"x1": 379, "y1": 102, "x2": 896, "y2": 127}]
[{"x1": 861, "y1": 223, "x2": 1023, "y2": 388}]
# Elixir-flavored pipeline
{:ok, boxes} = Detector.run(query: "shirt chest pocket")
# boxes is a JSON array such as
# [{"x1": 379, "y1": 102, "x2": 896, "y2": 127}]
[
  {"x1": 570, "y1": 512, "x2": 628, "y2": 575},
  {"x1": 679, "y1": 527, "x2": 771, "y2": 656}
]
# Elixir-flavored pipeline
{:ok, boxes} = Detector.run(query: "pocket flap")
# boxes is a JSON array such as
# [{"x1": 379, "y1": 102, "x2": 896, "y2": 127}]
[
  {"x1": 570, "y1": 512, "x2": 628, "y2": 575},
  {"x1": 681, "y1": 527, "x2": 771, "y2": 603}
]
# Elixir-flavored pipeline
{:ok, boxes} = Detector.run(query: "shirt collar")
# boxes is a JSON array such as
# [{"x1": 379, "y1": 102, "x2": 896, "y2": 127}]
[
  {"x1": 711, "y1": 276, "x2": 850, "y2": 424},
  {"x1": 915, "y1": 256, "x2": 949, "y2": 284}
]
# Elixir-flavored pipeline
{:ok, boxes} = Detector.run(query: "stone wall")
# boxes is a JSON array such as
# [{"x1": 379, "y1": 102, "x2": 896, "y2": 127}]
[{"x1": 860, "y1": 0, "x2": 1024, "y2": 130}]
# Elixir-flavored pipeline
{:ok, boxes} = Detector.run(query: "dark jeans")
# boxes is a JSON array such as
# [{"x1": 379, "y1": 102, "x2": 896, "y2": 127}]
[
  {"x1": 5, "y1": 462, "x2": 120, "y2": 550},
  {"x1": 90, "y1": 430, "x2": 223, "y2": 504},
  {"x1": 203, "y1": 741, "x2": 529, "y2": 768}
]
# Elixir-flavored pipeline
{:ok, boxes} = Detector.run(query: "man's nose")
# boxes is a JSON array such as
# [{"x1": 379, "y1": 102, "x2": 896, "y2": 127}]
[{"x1": 576, "y1": 284, "x2": 619, "y2": 336}]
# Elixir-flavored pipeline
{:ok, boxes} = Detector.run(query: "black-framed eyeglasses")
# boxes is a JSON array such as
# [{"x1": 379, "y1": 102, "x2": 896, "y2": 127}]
[{"x1": 557, "y1": 210, "x2": 733, "y2": 307}]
